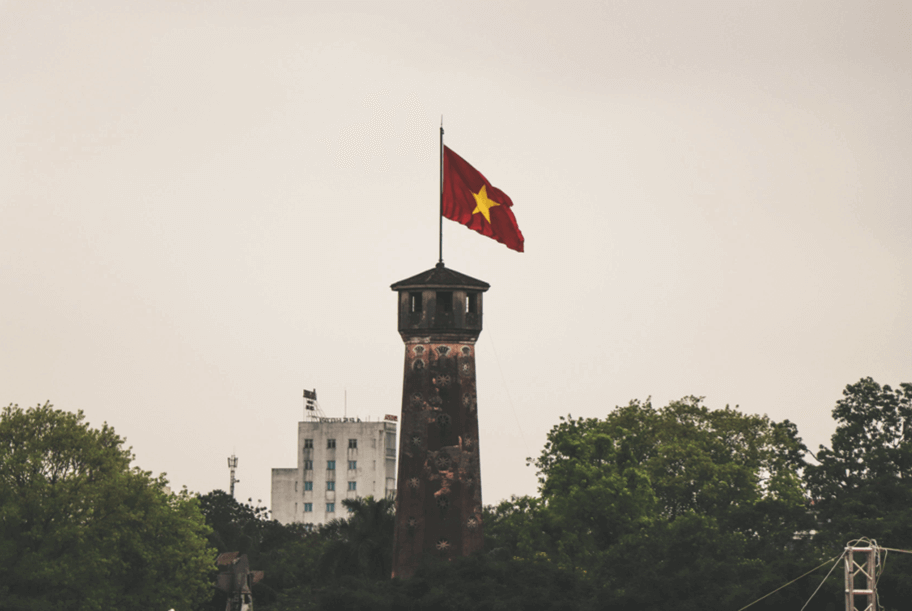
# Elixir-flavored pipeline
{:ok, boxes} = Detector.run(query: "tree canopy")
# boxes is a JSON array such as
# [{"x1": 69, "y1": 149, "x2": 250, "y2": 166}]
[
  {"x1": 319, "y1": 496, "x2": 396, "y2": 580},
  {"x1": 0, "y1": 402, "x2": 214, "y2": 611},
  {"x1": 202, "y1": 383, "x2": 911, "y2": 610},
  {"x1": 806, "y1": 378, "x2": 912, "y2": 606},
  {"x1": 488, "y1": 396, "x2": 818, "y2": 610},
  {"x1": 7, "y1": 379, "x2": 910, "y2": 611}
]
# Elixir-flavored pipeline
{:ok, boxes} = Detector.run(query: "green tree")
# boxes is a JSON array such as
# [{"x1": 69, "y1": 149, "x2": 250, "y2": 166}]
[
  {"x1": 197, "y1": 489, "x2": 322, "y2": 609},
  {"x1": 271, "y1": 553, "x2": 595, "y2": 611},
  {"x1": 805, "y1": 378, "x2": 912, "y2": 609},
  {"x1": 263, "y1": 496, "x2": 397, "y2": 611},
  {"x1": 522, "y1": 397, "x2": 816, "y2": 610},
  {"x1": 0, "y1": 402, "x2": 214, "y2": 611},
  {"x1": 198, "y1": 489, "x2": 273, "y2": 557},
  {"x1": 484, "y1": 495, "x2": 553, "y2": 561},
  {"x1": 319, "y1": 496, "x2": 396, "y2": 580}
]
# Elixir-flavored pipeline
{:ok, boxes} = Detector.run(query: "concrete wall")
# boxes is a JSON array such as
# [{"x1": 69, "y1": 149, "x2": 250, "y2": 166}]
[{"x1": 270, "y1": 468, "x2": 298, "y2": 524}]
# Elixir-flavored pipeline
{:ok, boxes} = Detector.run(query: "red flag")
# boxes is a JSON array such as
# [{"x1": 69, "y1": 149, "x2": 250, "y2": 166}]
[{"x1": 442, "y1": 146, "x2": 524, "y2": 252}]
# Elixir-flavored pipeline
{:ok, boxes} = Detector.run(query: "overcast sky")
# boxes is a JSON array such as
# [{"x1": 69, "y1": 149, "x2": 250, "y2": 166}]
[{"x1": 2, "y1": 1, "x2": 910, "y2": 510}]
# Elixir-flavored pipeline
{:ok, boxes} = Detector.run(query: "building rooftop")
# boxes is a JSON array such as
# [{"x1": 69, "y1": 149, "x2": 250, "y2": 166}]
[{"x1": 390, "y1": 262, "x2": 490, "y2": 292}]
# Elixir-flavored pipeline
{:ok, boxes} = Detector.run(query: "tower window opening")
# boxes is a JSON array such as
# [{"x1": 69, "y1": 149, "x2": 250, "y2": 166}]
[
  {"x1": 466, "y1": 293, "x2": 478, "y2": 314},
  {"x1": 410, "y1": 292, "x2": 422, "y2": 313},
  {"x1": 436, "y1": 291, "x2": 453, "y2": 313}
]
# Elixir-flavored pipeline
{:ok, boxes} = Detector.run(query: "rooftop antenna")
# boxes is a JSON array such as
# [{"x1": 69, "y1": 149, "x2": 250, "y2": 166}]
[{"x1": 227, "y1": 454, "x2": 239, "y2": 497}]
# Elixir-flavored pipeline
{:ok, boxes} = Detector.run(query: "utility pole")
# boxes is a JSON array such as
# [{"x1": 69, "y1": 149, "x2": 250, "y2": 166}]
[
  {"x1": 228, "y1": 454, "x2": 239, "y2": 497},
  {"x1": 845, "y1": 544, "x2": 876, "y2": 611}
]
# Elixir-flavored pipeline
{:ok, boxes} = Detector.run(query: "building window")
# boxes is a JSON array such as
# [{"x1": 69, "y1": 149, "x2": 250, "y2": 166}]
[
  {"x1": 326, "y1": 503, "x2": 335, "y2": 513},
  {"x1": 304, "y1": 460, "x2": 313, "y2": 470},
  {"x1": 295, "y1": 481, "x2": 298, "y2": 493},
  {"x1": 348, "y1": 438, "x2": 357, "y2": 449},
  {"x1": 436, "y1": 291, "x2": 453, "y2": 313},
  {"x1": 348, "y1": 460, "x2": 357, "y2": 470},
  {"x1": 304, "y1": 439, "x2": 313, "y2": 449},
  {"x1": 410, "y1": 292, "x2": 422, "y2": 313},
  {"x1": 348, "y1": 481, "x2": 357, "y2": 491},
  {"x1": 327, "y1": 439, "x2": 336, "y2": 449},
  {"x1": 304, "y1": 481, "x2": 312, "y2": 491},
  {"x1": 327, "y1": 481, "x2": 335, "y2": 491},
  {"x1": 386, "y1": 432, "x2": 396, "y2": 456},
  {"x1": 304, "y1": 503, "x2": 312, "y2": 512},
  {"x1": 327, "y1": 460, "x2": 335, "y2": 470},
  {"x1": 466, "y1": 292, "x2": 478, "y2": 314}
]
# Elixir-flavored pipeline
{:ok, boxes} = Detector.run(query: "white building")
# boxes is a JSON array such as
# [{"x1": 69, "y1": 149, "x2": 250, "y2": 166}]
[{"x1": 271, "y1": 390, "x2": 398, "y2": 526}]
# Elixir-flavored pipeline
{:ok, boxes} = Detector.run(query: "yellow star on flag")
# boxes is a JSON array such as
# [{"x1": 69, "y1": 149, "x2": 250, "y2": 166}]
[{"x1": 471, "y1": 185, "x2": 501, "y2": 223}]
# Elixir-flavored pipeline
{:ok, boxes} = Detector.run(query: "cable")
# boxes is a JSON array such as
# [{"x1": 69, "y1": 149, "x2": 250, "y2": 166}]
[
  {"x1": 482, "y1": 326, "x2": 531, "y2": 459},
  {"x1": 877, "y1": 546, "x2": 912, "y2": 554},
  {"x1": 732, "y1": 553, "x2": 843, "y2": 611},
  {"x1": 734, "y1": 539, "x2": 907, "y2": 611},
  {"x1": 875, "y1": 547, "x2": 887, "y2": 611},
  {"x1": 799, "y1": 551, "x2": 846, "y2": 611}
]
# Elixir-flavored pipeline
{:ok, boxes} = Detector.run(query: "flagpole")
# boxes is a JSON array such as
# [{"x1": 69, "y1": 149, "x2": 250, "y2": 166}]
[{"x1": 438, "y1": 120, "x2": 444, "y2": 265}]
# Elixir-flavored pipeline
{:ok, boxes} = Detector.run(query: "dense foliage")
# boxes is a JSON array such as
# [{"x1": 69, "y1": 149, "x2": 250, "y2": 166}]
[
  {"x1": 196, "y1": 490, "x2": 319, "y2": 609},
  {"x1": 489, "y1": 397, "x2": 819, "y2": 610},
  {"x1": 806, "y1": 378, "x2": 912, "y2": 607},
  {"x1": 7, "y1": 379, "x2": 910, "y2": 611},
  {"x1": 232, "y1": 379, "x2": 910, "y2": 611},
  {"x1": 0, "y1": 403, "x2": 214, "y2": 611}
]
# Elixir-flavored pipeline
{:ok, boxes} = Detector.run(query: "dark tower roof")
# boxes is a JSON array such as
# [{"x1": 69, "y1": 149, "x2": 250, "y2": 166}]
[{"x1": 390, "y1": 262, "x2": 490, "y2": 292}]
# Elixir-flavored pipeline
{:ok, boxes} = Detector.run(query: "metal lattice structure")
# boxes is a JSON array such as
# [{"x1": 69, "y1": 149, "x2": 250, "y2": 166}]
[
  {"x1": 844, "y1": 544, "x2": 877, "y2": 611},
  {"x1": 303, "y1": 388, "x2": 327, "y2": 421},
  {"x1": 227, "y1": 454, "x2": 239, "y2": 497}
]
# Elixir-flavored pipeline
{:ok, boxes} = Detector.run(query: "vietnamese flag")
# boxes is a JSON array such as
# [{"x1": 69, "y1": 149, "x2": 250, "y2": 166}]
[{"x1": 442, "y1": 146, "x2": 524, "y2": 252}]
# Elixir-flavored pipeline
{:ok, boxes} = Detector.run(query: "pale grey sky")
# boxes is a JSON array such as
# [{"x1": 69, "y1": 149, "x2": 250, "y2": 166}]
[{"x1": 2, "y1": 1, "x2": 910, "y2": 510}]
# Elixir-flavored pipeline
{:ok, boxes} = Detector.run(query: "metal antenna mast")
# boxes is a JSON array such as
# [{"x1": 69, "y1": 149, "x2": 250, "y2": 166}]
[{"x1": 227, "y1": 454, "x2": 239, "y2": 497}]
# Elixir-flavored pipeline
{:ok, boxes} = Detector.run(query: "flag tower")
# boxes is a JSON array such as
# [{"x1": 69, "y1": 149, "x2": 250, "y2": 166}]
[
  {"x1": 390, "y1": 264, "x2": 489, "y2": 578},
  {"x1": 389, "y1": 127, "x2": 520, "y2": 576}
]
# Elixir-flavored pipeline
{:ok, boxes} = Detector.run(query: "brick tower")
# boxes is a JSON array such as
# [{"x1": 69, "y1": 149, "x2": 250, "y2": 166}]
[{"x1": 390, "y1": 262, "x2": 490, "y2": 578}]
